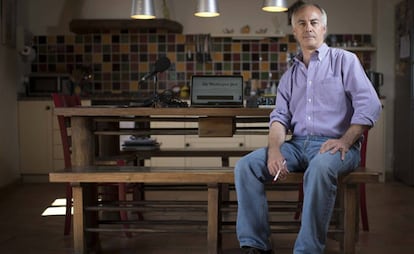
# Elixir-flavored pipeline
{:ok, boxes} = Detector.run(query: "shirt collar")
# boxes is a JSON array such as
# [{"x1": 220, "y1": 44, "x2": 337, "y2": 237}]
[
  {"x1": 294, "y1": 43, "x2": 329, "y2": 63},
  {"x1": 316, "y1": 43, "x2": 329, "y2": 61}
]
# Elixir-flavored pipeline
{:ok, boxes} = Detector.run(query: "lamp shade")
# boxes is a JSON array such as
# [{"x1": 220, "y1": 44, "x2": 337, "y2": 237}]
[
  {"x1": 195, "y1": 0, "x2": 220, "y2": 17},
  {"x1": 131, "y1": 0, "x2": 156, "y2": 19},
  {"x1": 262, "y1": 0, "x2": 288, "y2": 12}
]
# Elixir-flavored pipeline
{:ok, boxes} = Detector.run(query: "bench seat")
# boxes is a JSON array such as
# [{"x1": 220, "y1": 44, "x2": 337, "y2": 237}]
[{"x1": 49, "y1": 166, "x2": 380, "y2": 254}]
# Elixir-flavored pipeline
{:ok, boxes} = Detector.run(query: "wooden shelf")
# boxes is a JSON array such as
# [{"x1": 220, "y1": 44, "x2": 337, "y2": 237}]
[
  {"x1": 211, "y1": 32, "x2": 285, "y2": 40},
  {"x1": 69, "y1": 19, "x2": 183, "y2": 34}
]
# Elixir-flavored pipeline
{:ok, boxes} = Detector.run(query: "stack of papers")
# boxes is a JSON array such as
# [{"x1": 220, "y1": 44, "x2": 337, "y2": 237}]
[{"x1": 122, "y1": 137, "x2": 160, "y2": 151}]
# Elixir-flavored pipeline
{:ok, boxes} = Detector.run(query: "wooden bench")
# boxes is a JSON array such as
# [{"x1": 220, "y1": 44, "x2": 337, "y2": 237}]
[{"x1": 49, "y1": 166, "x2": 380, "y2": 254}]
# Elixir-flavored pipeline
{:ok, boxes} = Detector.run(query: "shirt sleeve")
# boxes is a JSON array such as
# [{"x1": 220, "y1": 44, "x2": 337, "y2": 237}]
[
  {"x1": 341, "y1": 52, "x2": 382, "y2": 127},
  {"x1": 269, "y1": 69, "x2": 292, "y2": 130}
]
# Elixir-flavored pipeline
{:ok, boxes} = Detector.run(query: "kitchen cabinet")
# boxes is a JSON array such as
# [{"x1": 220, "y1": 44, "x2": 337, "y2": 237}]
[
  {"x1": 18, "y1": 100, "x2": 54, "y2": 180},
  {"x1": 147, "y1": 119, "x2": 247, "y2": 167},
  {"x1": 18, "y1": 99, "x2": 91, "y2": 181},
  {"x1": 147, "y1": 119, "x2": 186, "y2": 167},
  {"x1": 184, "y1": 135, "x2": 246, "y2": 167},
  {"x1": 141, "y1": 119, "x2": 270, "y2": 168}
]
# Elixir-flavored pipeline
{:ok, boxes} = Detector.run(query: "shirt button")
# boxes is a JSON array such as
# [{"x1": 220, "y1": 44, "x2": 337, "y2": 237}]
[
  {"x1": 307, "y1": 116, "x2": 311, "y2": 120},
  {"x1": 308, "y1": 98, "x2": 312, "y2": 103},
  {"x1": 308, "y1": 80, "x2": 312, "y2": 85}
]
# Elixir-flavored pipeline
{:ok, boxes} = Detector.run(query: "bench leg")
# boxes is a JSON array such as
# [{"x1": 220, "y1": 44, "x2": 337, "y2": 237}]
[
  {"x1": 343, "y1": 184, "x2": 358, "y2": 254},
  {"x1": 72, "y1": 184, "x2": 85, "y2": 254},
  {"x1": 208, "y1": 183, "x2": 222, "y2": 254},
  {"x1": 73, "y1": 184, "x2": 101, "y2": 254}
]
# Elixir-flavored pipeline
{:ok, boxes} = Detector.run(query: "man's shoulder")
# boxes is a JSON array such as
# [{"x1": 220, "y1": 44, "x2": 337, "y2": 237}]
[{"x1": 327, "y1": 46, "x2": 356, "y2": 57}]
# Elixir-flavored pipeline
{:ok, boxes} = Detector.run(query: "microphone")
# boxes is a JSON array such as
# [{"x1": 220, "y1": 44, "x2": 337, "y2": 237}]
[{"x1": 140, "y1": 56, "x2": 171, "y2": 81}]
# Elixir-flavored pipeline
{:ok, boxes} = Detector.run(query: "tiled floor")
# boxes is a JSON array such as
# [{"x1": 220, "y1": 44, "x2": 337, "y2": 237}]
[{"x1": 0, "y1": 181, "x2": 413, "y2": 254}]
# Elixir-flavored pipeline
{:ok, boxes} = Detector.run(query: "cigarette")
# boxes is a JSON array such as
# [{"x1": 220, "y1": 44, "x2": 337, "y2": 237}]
[{"x1": 273, "y1": 160, "x2": 286, "y2": 181}]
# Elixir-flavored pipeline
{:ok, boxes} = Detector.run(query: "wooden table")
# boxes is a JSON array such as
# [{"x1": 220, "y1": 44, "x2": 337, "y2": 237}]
[
  {"x1": 51, "y1": 107, "x2": 272, "y2": 254},
  {"x1": 53, "y1": 107, "x2": 272, "y2": 167}
]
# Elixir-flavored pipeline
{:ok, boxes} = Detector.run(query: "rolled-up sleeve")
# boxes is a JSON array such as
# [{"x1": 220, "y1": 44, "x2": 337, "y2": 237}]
[
  {"x1": 269, "y1": 72, "x2": 292, "y2": 129},
  {"x1": 342, "y1": 52, "x2": 382, "y2": 127}
]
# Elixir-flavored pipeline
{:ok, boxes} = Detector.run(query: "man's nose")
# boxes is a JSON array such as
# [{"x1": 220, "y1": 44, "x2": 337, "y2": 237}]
[{"x1": 304, "y1": 22, "x2": 313, "y2": 31}]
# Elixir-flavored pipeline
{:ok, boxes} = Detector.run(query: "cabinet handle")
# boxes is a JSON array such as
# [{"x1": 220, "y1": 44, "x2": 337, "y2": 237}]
[
  {"x1": 45, "y1": 106, "x2": 51, "y2": 110},
  {"x1": 185, "y1": 143, "x2": 190, "y2": 147},
  {"x1": 239, "y1": 143, "x2": 244, "y2": 147}
]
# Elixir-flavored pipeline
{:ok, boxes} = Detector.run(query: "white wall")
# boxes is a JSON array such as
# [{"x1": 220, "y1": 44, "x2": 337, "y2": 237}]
[
  {"x1": 170, "y1": 0, "x2": 373, "y2": 35},
  {"x1": 26, "y1": 0, "x2": 374, "y2": 35}
]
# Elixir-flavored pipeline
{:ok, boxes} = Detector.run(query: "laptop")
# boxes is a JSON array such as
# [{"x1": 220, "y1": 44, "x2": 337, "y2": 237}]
[{"x1": 190, "y1": 75, "x2": 244, "y2": 108}]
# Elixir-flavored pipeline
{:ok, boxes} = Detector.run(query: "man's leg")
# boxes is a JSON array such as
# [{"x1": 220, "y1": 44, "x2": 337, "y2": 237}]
[
  {"x1": 294, "y1": 140, "x2": 360, "y2": 254},
  {"x1": 235, "y1": 148, "x2": 273, "y2": 251},
  {"x1": 235, "y1": 142, "x2": 304, "y2": 251}
]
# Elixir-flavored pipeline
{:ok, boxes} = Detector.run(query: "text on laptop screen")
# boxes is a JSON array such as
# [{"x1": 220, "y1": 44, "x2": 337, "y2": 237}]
[{"x1": 191, "y1": 75, "x2": 243, "y2": 106}]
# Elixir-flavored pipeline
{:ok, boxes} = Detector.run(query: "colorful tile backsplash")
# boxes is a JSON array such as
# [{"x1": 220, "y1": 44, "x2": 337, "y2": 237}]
[{"x1": 31, "y1": 33, "x2": 373, "y2": 95}]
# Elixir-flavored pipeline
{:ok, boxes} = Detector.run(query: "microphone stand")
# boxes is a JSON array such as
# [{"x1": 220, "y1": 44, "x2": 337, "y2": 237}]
[{"x1": 152, "y1": 74, "x2": 159, "y2": 108}]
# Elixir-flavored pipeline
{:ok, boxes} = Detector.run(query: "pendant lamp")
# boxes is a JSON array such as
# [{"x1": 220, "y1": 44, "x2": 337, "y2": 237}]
[
  {"x1": 262, "y1": 0, "x2": 288, "y2": 12},
  {"x1": 131, "y1": 0, "x2": 156, "y2": 19},
  {"x1": 195, "y1": 0, "x2": 220, "y2": 17}
]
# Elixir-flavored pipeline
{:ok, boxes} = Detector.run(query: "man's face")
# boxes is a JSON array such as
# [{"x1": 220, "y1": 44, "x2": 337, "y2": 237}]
[{"x1": 292, "y1": 6, "x2": 326, "y2": 50}]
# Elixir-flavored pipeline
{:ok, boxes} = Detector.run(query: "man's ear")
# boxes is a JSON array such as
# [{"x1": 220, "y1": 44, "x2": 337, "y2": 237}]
[{"x1": 323, "y1": 25, "x2": 327, "y2": 35}]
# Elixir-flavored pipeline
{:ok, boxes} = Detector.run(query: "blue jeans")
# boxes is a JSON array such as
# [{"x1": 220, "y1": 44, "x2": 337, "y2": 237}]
[{"x1": 235, "y1": 136, "x2": 360, "y2": 253}]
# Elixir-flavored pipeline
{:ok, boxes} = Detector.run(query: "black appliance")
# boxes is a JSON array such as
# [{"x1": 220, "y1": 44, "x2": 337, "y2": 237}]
[
  {"x1": 25, "y1": 73, "x2": 72, "y2": 96},
  {"x1": 366, "y1": 71, "x2": 383, "y2": 96},
  {"x1": 394, "y1": 0, "x2": 414, "y2": 185}
]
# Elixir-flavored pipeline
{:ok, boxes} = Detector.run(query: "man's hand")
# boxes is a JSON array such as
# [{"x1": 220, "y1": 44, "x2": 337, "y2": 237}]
[
  {"x1": 267, "y1": 121, "x2": 289, "y2": 180},
  {"x1": 319, "y1": 138, "x2": 351, "y2": 160},
  {"x1": 267, "y1": 153, "x2": 289, "y2": 180},
  {"x1": 320, "y1": 124, "x2": 369, "y2": 161}
]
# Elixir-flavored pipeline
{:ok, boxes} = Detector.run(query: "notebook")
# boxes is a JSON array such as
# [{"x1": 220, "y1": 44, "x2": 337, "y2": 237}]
[{"x1": 190, "y1": 75, "x2": 244, "y2": 107}]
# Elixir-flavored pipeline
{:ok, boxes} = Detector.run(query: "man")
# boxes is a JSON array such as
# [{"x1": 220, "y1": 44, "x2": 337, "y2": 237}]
[{"x1": 235, "y1": 3, "x2": 382, "y2": 254}]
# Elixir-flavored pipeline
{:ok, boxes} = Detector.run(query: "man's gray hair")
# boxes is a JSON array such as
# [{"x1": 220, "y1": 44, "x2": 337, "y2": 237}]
[{"x1": 291, "y1": 3, "x2": 328, "y2": 28}]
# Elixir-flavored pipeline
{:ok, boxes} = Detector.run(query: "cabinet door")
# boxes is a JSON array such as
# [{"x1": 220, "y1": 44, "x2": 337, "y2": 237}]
[
  {"x1": 245, "y1": 134, "x2": 268, "y2": 148},
  {"x1": 18, "y1": 101, "x2": 53, "y2": 174},
  {"x1": 241, "y1": 122, "x2": 268, "y2": 148},
  {"x1": 185, "y1": 135, "x2": 245, "y2": 167},
  {"x1": 149, "y1": 119, "x2": 186, "y2": 167}
]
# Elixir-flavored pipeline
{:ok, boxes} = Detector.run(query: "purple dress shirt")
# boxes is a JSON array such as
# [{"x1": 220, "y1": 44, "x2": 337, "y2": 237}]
[{"x1": 270, "y1": 43, "x2": 382, "y2": 138}]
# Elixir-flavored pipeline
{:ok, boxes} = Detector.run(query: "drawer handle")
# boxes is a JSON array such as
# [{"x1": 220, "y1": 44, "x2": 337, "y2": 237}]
[
  {"x1": 239, "y1": 143, "x2": 244, "y2": 147},
  {"x1": 45, "y1": 106, "x2": 51, "y2": 110},
  {"x1": 185, "y1": 143, "x2": 190, "y2": 147}
]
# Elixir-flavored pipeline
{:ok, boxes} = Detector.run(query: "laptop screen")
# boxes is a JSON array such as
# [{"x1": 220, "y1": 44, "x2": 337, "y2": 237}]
[{"x1": 190, "y1": 75, "x2": 244, "y2": 107}]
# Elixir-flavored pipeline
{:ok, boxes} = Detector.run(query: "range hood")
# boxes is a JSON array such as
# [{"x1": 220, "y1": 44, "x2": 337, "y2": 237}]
[{"x1": 69, "y1": 19, "x2": 183, "y2": 34}]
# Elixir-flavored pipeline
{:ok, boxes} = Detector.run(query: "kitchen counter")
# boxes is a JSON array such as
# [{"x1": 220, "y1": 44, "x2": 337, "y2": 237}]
[{"x1": 17, "y1": 92, "x2": 153, "y2": 103}]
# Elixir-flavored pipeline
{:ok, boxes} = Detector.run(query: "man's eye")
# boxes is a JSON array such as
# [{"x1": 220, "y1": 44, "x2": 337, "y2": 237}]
[{"x1": 311, "y1": 21, "x2": 319, "y2": 26}]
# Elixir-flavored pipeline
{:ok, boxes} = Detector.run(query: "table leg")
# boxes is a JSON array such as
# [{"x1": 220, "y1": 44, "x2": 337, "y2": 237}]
[
  {"x1": 208, "y1": 183, "x2": 222, "y2": 254},
  {"x1": 71, "y1": 117, "x2": 94, "y2": 167},
  {"x1": 221, "y1": 157, "x2": 230, "y2": 202},
  {"x1": 343, "y1": 184, "x2": 357, "y2": 254}
]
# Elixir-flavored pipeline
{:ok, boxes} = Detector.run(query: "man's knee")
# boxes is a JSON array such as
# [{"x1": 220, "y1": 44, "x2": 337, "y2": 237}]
[{"x1": 306, "y1": 153, "x2": 340, "y2": 179}]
